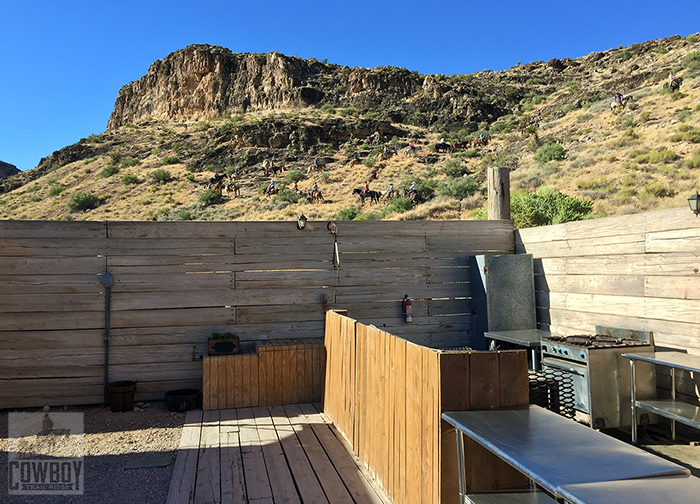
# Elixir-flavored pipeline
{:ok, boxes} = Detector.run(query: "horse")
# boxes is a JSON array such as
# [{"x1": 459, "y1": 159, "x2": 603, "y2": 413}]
[
  {"x1": 207, "y1": 173, "x2": 225, "y2": 189},
  {"x1": 349, "y1": 158, "x2": 362, "y2": 167},
  {"x1": 435, "y1": 142, "x2": 451, "y2": 153},
  {"x1": 307, "y1": 161, "x2": 326, "y2": 174},
  {"x1": 472, "y1": 136, "x2": 491, "y2": 147},
  {"x1": 671, "y1": 77, "x2": 683, "y2": 92},
  {"x1": 311, "y1": 190, "x2": 324, "y2": 203},
  {"x1": 223, "y1": 180, "x2": 240, "y2": 197},
  {"x1": 610, "y1": 96, "x2": 632, "y2": 111},
  {"x1": 352, "y1": 188, "x2": 380, "y2": 205},
  {"x1": 403, "y1": 189, "x2": 420, "y2": 204},
  {"x1": 264, "y1": 187, "x2": 278, "y2": 197},
  {"x1": 403, "y1": 145, "x2": 421, "y2": 156},
  {"x1": 451, "y1": 141, "x2": 471, "y2": 152},
  {"x1": 379, "y1": 150, "x2": 395, "y2": 161}
]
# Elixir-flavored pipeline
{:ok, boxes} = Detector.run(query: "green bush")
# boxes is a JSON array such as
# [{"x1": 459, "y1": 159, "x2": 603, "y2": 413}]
[
  {"x1": 67, "y1": 191, "x2": 99, "y2": 212},
  {"x1": 198, "y1": 188, "x2": 223, "y2": 206},
  {"x1": 175, "y1": 208, "x2": 192, "y2": 220},
  {"x1": 48, "y1": 185, "x2": 65, "y2": 196},
  {"x1": 437, "y1": 177, "x2": 481, "y2": 200},
  {"x1": 669, "y1": 127, "x2": 700, "y2": 143},
  {"x1": 285, "y1": 170, "x2": 303, "y2": 183},
  {"x1": 121, "y1": 173, "x2": 139, "y2": 185},
  {"x1": 120, "y1": 158, "x2": 140, "y2": 168},
  {"x1": 442, "y1": 160, "x2": 469, "y2": 178},
  {"x1": 274, "y1": 187, "x2": 300, "y2": 204},
  {"x1": 186, "y1": 174, "x2": 195, "y2": 182},
  {"x1": 99, "y1": 164, "x2": 120, "y2": 178},
  {"x1": 685, "y1": 51, "x2": 700, "y2": 70},
  {"x1": 388, "y1": 197, "x2": 415, "y2": 213},
  {"x1": 162, "y1": 156, "x2": 181, "y2": 165},
  {"x1": 336, "y1": 206, "x2": 360, "y2": 220},
  {"x1": 534, "y1": 143, "x2": 566, "y2": 163},
  {"x1": 150, "y1": 169, "x2": 172, "y2": 183},
  {"x1": 684, "y1": 154, "x2": 700, "y2": 168},
  {"x1": 510, "y1": 187, "x2": 593, "y2": 229},
  {"x1": 687, "y1": 35, "x2": 700, "y2": 43}
]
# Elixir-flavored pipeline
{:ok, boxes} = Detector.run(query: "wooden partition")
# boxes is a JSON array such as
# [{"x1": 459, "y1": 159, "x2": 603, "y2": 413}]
[
  {"x1": 516, "y1": 207, "x2": 700, "y2": 402},
  {"x1": 323, "y1": 310, "x2": 529, "y2": 504},
  {"x1": 202, "y1": 339, "x2": 325, "y2": 410},
  {"x1": 0, "y1": 219, "x2": 512, "y2": 409}
]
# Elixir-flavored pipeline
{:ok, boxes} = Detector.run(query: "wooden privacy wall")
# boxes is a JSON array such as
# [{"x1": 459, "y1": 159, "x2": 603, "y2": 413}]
[
  {"x1": 323, "y1": 310, "x2": 529, "y2": 504},
  {"x1": 0, "y1": 219, "x2": 512, "y2": 409},
  {"x1": 516, "y1": 207, "x2": 700, "y2": 402},
  {"x1": 202, "y1": 339, "x2": 325, "y2": 410}
]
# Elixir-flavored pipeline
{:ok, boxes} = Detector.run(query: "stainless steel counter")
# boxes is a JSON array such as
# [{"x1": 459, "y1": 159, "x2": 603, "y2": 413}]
[
  {"x1": 442, "y1": 405, "x2": 690, "y2": 499},
  {"x1": 557, "y1": 475, "x2": 700, "y2": 504},
  {"x1": 485, "y1": 329, "x2": 549, "y2": 369}
]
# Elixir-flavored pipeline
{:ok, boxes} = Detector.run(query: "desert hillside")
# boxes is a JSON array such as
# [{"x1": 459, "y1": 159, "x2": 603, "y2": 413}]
[{"x1": 1, "y1": 34, "x2": 699, "y2": 226}]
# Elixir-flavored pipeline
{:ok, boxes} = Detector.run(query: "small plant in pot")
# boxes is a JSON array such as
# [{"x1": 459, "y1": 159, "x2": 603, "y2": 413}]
[{"x1": 208, "y1": 331, "x2": 240, "y2": 356}]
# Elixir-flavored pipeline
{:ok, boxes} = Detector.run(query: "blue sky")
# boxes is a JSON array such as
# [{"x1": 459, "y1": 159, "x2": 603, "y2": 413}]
[{"x1": 2, "y1": 0, "x2": 699, "y2": 172}]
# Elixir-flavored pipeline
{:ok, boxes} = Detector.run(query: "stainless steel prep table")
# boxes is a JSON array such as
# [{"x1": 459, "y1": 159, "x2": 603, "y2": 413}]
[
  {"x1": 623, "y1": 351, "x2": 700, "y2": 443},
  {"x1": 557, "y1": 475, "x2": 700, "y2": 504},
  {"x1": 484, "y1": 329, "x2": 548, "y2": 369},
  {"x1": 441, "y1": 405, "x2": 690, "y2": 501}
]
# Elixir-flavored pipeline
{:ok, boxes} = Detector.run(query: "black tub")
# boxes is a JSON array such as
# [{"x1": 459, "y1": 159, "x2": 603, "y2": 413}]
[{"x1": 164, "y1": 389, "x2": 201, "y2": 412}]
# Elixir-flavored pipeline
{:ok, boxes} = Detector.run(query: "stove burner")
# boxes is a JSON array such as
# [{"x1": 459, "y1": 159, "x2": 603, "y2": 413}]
[{"x1": 542, "y1": 334, "x2": 650, "y2": 349}]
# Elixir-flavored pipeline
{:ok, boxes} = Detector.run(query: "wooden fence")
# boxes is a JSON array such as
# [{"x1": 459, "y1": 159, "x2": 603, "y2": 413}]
[
  {"x1": 517, "y1": 207, "x2": 700, "y2": 402},
  {"x1": 202, "y1": 339, "x2": 325, "y2": 410},
  {"x1": 323, "y1": 310, "x2": 529, "y2": 504},
  {"x1": 0, "y1": 219, "x2": 512, "y2": 409}
]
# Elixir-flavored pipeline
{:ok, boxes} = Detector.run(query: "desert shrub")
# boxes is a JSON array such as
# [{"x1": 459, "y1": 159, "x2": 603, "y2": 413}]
[
  {"x1": 285, "y1": 170, "x2": 303, "y2": 183},
  {"x1": 336, "y1": 206, "x2": 360, "y2": 220},
  {"x1": 669, "y1": 127, "x2": 700, "y2": 143},
  {"x1": 162, "y1": 156, "x2": 180, "y2": 165},
  {"x1": 48, "y1": 185, "x2": 65, "y2": 196},
  {"x1": 510, "y1": 187, "x2": 593, "y2": 229},
  {"x1": 685, "y1": 51, "x2": 700, "y2": 70},
  {"x1": 274, "y1": 187, "x2": 300, "y2": 204},
  {"x1": 655, "y1": 46, "x2": 669, "y2": 54},
  {"x1": 687, "y1": 35, "x2": 700, "y2": 43},
  {"x1": 442, "y1": 160, "x2": 469, "y2": 178},
  {"x1": 570, "y1": 156, "x2": 595, "y2": 168},
  {"x1": 120, "y1": 158, "x2": 140, "y2": 168},
  {"x1": 338, "y1": 108, "x2": 358, "y2": 117},
  {"x1": 67, "y1": 191, "x2": 99, "y2": 212},
  {"x1": 320, "y1": 104, "x2": 336, "y2": 115},
  {"x1": 99, "y1": 164, "x2": 120, "y2": 178},
  {"x1": 534, "y1": 143, "x2": 565, "y2": 163},
  {"x1": 577, "y1": 113, "x2": 594, "y2": 123},
  {"x1": 198, "y1": 189, "x2": 223, "y2": 206},
  {"x1": 437, "y1": 177, "x2": 481, "y2": 200},
  {"x1": 121, "y1": 173, "x2": 139, "y2": 185},
  {"x1": 388, "y1": 197, "x2": 414, "y2": 213},
  {"x1": 175, "y1": 208, "x2": 192, "y2": 221},
  {"x1": 150, "y1": 169, "x2": 172, "y2": 183},
  {"x1": 319, "y1": 172, "x2": 330, "y2": 183},
  {"x1": 640, "y1": 181, "x2": 672, "y2": 198},
  {"x1": 684, "y1": 153, "x2": 700, "y2": 168},
  {"x1": 677, "y1": 109, "x2": 693, "y2": 122},
  {"x1": 186, "y1": 174, "x2": 195, "y2": 182},
  {"x1": 109, "y1": 152, "x2": 122, "y2": 164}
]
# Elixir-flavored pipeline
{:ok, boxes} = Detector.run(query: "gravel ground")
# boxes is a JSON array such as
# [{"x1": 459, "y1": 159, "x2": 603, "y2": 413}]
[{"x1": 0, "y1": 402, "x2": 185, "y2": 504}]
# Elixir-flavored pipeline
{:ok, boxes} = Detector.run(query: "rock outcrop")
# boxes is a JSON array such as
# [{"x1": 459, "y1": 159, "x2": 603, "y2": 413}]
[{"x1": 0, "y1": 161, "x2": 19, "y2": 179}]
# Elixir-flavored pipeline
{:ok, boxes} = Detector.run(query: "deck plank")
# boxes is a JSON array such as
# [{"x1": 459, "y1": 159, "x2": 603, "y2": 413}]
[
  {"x1": 220, "y1": 409, "x2": 247, "y2": 504},
  {"x1": 284, "y1": 403, "x2": 355, "y2": 504},
  {"x1": 237, "y1": 407, "x2": 274, "y2": 502},
  {"x1": 252, "y1": 406, "x2": 301, "y2": 504},
  {"x1": 269, "y1": 405, "x2": 330, "y2": 504},
  {"x1": 195, "y1": 410, "x2": 221, "y2": 504},
  {"x1": 303, "y1": 403, "x2": 390, "y2": 504},
  {"x1": 167, "y1": 410, "x2": 203, "y2": 504}
]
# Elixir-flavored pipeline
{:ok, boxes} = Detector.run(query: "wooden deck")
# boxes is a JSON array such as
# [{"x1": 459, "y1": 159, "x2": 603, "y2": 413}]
[{"x1": 166, "y1": 403, "x2": 390, "y2": 504}]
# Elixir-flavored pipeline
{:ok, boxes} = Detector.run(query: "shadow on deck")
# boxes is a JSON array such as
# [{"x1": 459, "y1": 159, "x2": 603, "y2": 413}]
[{"x1": 166, "y1": 403, "x2": 390, "y2": 504}]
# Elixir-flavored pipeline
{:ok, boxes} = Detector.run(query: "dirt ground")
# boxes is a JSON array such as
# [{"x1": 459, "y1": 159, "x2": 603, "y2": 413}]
[{"x1": 0, "y1": 401, "x2": 184, "y2": 504}]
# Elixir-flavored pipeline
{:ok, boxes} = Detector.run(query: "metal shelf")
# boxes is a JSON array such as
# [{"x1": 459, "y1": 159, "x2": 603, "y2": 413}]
[{"x1": 635, "y1": 399, "x2": 700, "y2": 429}]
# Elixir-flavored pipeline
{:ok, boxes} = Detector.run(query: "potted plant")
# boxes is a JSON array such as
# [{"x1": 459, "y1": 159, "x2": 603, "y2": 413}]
[{"x1": 207, "y1": 332, "x2": 240, "y2": 356}]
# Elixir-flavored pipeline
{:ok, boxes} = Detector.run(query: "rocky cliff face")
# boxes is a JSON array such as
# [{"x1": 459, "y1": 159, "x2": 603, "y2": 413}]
[
  {"x1": 107, "y1": 45, "x2": 421, "y2": 129},
  {"x1": 0, "y1": 161, "x2": 19, "y2": 179}
]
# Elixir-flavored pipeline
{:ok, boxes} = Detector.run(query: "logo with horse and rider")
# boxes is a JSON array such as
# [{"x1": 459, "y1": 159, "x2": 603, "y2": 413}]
[{"x1": 8, "y1": 412, "x2": 85, "y2": 495}]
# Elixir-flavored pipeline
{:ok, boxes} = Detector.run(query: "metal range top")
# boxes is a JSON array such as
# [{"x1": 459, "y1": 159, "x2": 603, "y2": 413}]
[{"x1": 541, "y1": 334, "x2": 652, "y2": 364}]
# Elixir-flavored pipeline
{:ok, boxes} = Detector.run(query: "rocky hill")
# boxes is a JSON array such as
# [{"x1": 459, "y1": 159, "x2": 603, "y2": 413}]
[
  {"x1": 1, "y1": 34, "x2": 699, "y2": 224},
  {"x1": 0, "y1": 161, "x2": 19, "y2": 179}
]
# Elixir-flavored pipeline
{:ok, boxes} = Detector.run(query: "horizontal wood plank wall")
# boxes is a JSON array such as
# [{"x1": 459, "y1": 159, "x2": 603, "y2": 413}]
[
  {"x1": 0, "y1": 220, "x2": 512, "y2": 409},
  {"x1": 516, "y1": 207, "x2": 700, "y2": 403},
  {"x1": 323, "y1": 310, "x2": 529, "y2": 504},
  {"x1": 202, "y1": 339, "x2": 324, "y2": 410}
]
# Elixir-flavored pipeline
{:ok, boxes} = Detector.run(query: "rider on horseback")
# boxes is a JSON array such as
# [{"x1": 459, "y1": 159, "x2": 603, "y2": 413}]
[
  {"x1": 615, "y1": 92, "x2": 623, "y2": 104},
  {"x1": 361, "y1": 181, "x2": 369, "y2": 195},
  {"x1": 208, "y1": 171, "x2": 223, "y2": 188},
  {"x1": 386, "y1": 183, "x2": 395, "y2": 199},
  {"x1": 265, "y1": 179, "x2": 275, "y2": 195},
  {"x1": 408, "y1": 181, "x2": 417, "y2": 197},
  {"x1": 312, "y1": 182, "x2": 318, "y2": 198}
]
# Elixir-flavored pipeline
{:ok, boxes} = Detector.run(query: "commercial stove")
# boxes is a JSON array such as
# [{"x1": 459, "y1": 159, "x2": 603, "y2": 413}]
[{"x1": 541, "y1": 327, "x2": 656, "y2": 429}]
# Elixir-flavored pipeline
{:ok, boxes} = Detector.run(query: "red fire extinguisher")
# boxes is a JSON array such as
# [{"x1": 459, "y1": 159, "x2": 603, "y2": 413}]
[{"x1": 402, "y1": 295, "x2": 413, "y2": 323}]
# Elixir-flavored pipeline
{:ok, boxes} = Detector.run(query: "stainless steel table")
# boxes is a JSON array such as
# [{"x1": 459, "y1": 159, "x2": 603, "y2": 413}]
[
  {"x1": 466, "y1": 492, "x2": 557, "y2": 504},
  {"x1": 557, "y1": 475, "x2": 700, "y2": 504},
  {"x1": 624, "y1": 351, "x2": 700, "y2": 443},
  {"x1": 484, "y1": 329, "x2": 548, "y2": 370},
  {"x1": 441, "y1": 405, "x2": 690, "y2": 501}
]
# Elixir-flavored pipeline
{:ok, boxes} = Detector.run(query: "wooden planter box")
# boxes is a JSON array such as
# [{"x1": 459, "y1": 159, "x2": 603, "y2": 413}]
[{"x1": 207, "y1": 338, "x2": 240, "y2": 356}]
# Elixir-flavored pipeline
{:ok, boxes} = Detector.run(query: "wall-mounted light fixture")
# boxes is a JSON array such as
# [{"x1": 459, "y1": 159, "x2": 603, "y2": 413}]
[
  {"x1": 688, "y1": 192, "x2": 700, "y2": 216},
  {"x1": 297, "y1": 214, "x2": 308, "y2": 230}
]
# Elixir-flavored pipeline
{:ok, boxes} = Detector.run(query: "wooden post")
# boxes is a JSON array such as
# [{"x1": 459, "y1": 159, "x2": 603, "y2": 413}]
[{"x1": 488, "y1": 167, "x2": 510, "y2": 220}]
